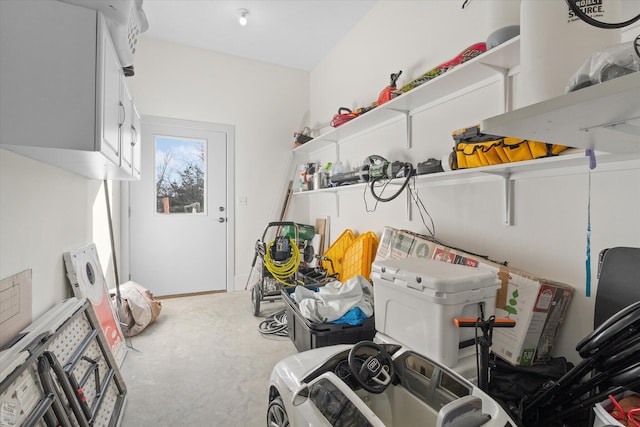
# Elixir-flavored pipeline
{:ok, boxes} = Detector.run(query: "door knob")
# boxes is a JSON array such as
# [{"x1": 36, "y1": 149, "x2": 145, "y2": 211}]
[{"x1": 218, "y1": 217, "x2": 226, "y2": 223}]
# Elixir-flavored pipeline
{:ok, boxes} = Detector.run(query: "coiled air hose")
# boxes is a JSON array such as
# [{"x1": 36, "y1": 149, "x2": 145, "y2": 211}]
[
  {"x1": 258, "y1": 310, "x2": 288, "y2": 337},
  {"x1": 264, "y1": 238, "x2": 301, "y2": 286}
]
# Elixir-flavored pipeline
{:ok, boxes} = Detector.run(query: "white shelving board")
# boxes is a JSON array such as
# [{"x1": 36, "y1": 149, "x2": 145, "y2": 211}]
[
  {"x1": 293, "y1": 36, "x2": 521, "y2": 155},
  {"x1": 481, "y1": 71, "x2": 640, "y2": 154},
  {"x1": 290, "y1": 36, "x2": 639, "y2": 225},
  {"x1": 292, "y1": 149, "x2": 640, "y2": 197},
  {"x1": 292, "y1": 149, "x2": 640, "y2": 224}
]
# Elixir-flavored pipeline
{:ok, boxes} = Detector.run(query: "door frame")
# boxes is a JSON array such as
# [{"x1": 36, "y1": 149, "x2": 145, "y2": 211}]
[{"x1": 120, "y1": 115, "x2": 236, "y2": 292}]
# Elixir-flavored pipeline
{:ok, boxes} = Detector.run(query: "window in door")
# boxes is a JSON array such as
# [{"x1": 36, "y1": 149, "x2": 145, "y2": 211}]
[{"x1": 155, "y1": 136, "x2": 206, "y2": 214}]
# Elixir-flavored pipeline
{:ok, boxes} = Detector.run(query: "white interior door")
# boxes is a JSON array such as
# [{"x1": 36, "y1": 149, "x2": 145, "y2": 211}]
[{"x1": 128, "y1": 116, "x2": 234, "y2": 296}]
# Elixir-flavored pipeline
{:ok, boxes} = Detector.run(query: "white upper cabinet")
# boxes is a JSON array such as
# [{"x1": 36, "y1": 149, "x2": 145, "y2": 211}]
[
  {"x1": 0, "y1": 0, "x2": 140, "y2": 180},
  {"x1": 120, "y1": 80, "x2": 134, "y2": 172},
  {"x1": 120, "y1": 79, "x2": 142, "y2": 179},
  {"x1": 101, "y1": 27, "x2": 125, "y2": 166},
  {"x1": 131, "y1": 104, "x2": 142, "y2": 179}
]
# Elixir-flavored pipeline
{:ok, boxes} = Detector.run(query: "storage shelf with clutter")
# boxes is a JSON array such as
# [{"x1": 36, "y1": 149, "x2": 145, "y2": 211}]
[
  {"x1": 293, "y1": 148, "x2": 640, "y2": 224},
  {"x1": 290, "y1": 37, "x2": 640, "y2": 224},
  {"x1": 292, "y1": 36, "x2": 521, "y2": 156},
  {"x1": 481, "y1": 71, "x2": 640, "y2": 154}
]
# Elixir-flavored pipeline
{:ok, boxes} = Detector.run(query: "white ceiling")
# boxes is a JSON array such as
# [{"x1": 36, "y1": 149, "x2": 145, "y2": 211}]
[{"x1": 141, "y1": 0, "x2": 378, "y2": 71}]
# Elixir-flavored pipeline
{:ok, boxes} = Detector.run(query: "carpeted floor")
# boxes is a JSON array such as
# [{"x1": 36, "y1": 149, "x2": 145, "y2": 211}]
[{"x1": 119, "y1": 291, "x2": 297, "y2": 426}]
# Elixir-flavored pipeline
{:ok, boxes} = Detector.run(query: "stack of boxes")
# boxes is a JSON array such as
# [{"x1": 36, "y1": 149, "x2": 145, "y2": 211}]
[{"x1": 374, "y1": 226, "x2": 573, "y2": 367}]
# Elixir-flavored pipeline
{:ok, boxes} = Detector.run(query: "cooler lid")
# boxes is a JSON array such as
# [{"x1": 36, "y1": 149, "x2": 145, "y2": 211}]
[{"x1": 372, "y1": 258, "x2": 498, "y2": 293}]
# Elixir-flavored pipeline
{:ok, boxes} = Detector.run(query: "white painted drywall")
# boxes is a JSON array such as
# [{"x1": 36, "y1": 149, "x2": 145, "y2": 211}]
[
  {"x1": 298, "y1": 0, "x2": 640, "y2": 364},
  {"x1": 0, "y1": 149, "x2": 120, "y2": 319}
]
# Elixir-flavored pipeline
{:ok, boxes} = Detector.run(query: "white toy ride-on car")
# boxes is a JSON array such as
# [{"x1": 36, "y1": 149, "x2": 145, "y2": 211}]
[{"x1": 267, "y1": 340, "x2": 516, "y2": 427}]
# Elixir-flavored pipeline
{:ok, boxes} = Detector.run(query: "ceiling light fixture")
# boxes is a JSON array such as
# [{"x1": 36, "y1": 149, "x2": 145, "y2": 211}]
[{"x1": 238, "y1": 8, "x2": 249, "y2": 26}]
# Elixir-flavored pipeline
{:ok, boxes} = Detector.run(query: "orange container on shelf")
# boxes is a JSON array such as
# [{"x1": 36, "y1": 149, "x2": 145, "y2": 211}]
[
  {"x1": 321, "y1": 229, "x2": 356, "y2": 278},
  {"x1": 341, "y1": 232, "x2": 380, "y2": 282}
]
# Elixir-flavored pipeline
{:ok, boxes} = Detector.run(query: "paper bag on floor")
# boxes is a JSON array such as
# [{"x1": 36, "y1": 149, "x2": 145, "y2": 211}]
[{"x1": 112, "y1": 281, "x2": 162, "y2": 337}]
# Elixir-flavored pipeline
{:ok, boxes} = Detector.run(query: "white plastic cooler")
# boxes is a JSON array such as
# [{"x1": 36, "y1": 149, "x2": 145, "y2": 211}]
[{"x1": 371, "y1": 258, "x2": 500, "y2": 367}]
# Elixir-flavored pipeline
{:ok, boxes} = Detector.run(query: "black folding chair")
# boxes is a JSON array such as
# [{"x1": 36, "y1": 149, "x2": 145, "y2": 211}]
[
  {"x1": 594, "y1": 247, "x2": 640, "y2": 328},
  {"x1": 520, "y1": 247, "x2": 640, "y2": 426}
]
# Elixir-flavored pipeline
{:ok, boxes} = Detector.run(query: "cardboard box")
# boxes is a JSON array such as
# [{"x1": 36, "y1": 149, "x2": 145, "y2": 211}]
[
  {"x1": 375, "y1": 227, "x2": 439, "y2": 261},
  {"x1": 375, "y1": 228, "x2": 574, "y2": 366},
  {"x1": 430, "y1": 244, "x2": 573, "y2": 366},
  {"x1": 490, "y1": 269, "x2": 573, "y2": 366},
  {"x1": 430, "y1": 244, "x2": 508, "y2": 307}
]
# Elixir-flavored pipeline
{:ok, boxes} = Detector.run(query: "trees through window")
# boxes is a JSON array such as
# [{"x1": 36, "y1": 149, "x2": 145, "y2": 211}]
[{"x1": 155, "y1": 136, "x2": 206, "y2": 214}]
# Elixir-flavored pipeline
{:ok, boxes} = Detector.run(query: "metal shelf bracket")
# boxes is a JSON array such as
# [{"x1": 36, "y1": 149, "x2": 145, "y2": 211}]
[
  {"x1": 602, "y1": 117, "x2": 640, "y2": 137},
  {"x1": 387, "y1": 108, "x2": 412, "y2": 148},
  {"x1": 480, "y1": 63, "x2": 510, "y2": 113},
  {"x1": 501, "y1": 172, "x2": 513, "y2": 226},
  {"x1": 485, "y1": 171, "x2": 513, "y2": 226}
]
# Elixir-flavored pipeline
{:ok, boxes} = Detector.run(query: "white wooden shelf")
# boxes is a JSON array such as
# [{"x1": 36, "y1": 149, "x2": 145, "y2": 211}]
[
  {"x1": 293, "y1": 149, "x2": 640, "y2": 197},
  {"x1": 293, "y1": 36, "x2": 521, "y2": 155},
  {"x1": 292, "y1": 150, "x2": 640, "y2": 224},
  {"x1": 481, "y1": 71, "x2": 640, "y2": 154}
]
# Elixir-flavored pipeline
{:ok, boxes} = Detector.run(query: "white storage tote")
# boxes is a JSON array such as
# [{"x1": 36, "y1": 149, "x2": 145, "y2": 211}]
[{"x1": 371, "y1": 258, "x2": 500, "y2": 367}]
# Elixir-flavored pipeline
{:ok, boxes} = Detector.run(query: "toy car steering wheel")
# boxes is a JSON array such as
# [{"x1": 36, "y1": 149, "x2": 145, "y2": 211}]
[{"x1": 348, "y1": 341, "x2": 395, "y2": 394}]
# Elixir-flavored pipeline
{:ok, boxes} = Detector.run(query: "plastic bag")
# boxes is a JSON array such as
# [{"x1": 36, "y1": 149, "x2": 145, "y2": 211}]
[
  {"x1": 566, "y1": 41, "x2": 639, "y2": 93},
  {"x1": 294, "y1": 275, "x2": 374, "y2": 323}
]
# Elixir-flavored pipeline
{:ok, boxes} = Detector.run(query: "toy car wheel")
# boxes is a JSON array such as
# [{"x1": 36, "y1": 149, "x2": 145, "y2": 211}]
[
  {"x1": 252, "y1": 285, "x2": 261, "y2": 316},
  {"x1": 267, "y1": 396, "x2": 289, "y2": 427},
  {"x1": 348, "y1": 341, "x2": 395, "y2": 394}
]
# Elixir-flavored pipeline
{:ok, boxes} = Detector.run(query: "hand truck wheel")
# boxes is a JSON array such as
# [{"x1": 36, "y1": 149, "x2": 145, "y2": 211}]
[{"x1": 251, "y1": 285, "x2": 261, "y2": 316}]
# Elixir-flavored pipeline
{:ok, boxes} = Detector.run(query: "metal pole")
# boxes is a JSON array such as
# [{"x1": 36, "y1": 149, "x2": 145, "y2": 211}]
[{"x1": 103, "y1": 180, "x2": 122, "y2": 312}]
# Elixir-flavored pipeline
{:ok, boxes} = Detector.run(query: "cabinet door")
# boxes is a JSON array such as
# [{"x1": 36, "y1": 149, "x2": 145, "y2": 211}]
[
  {"x1": 131, "y1": 105, "x2": 142, "y2": 179},
  {"x1": 99, "y1": 22, "x2": 122, "y2": 166},
  {"x1": 120, "y1": 80, "x2": 134, "y2": 173}
]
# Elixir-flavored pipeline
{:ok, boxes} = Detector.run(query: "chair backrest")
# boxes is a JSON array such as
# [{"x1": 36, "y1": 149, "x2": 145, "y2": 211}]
[{"x1": 595, "y1": 247, "x2": 640, "y2": 328}]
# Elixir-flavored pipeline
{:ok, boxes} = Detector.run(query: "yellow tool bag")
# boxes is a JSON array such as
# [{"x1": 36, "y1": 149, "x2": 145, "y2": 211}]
[{"x1": 451, "y1": 125, "x2": 569, "y2": 170}]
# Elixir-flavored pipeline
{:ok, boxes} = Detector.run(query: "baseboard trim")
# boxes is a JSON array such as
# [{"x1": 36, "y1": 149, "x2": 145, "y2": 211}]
[{"x1": 156, "y1": 290, "x2": 226, "y2": 300}]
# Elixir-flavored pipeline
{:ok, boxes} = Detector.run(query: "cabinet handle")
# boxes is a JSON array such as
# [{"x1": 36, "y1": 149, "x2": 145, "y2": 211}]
[
  {"x1": 118, "y1": 101, "x2": 125, "y2": 128},
  {"x1": 131, "y1": 125, "x2": 138, "y2": 146}
]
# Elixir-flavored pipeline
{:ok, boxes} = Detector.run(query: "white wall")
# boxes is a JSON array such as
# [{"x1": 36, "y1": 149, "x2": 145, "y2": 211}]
[
  {"x1": 0, "y1": 150, "x2": 120, "y2": 319},
  {"x1": 309, "y1": 0, "x2": 521, "y2": 127},
  {"x1": 128, "y1": 38, "x2": 310, "y2": 291},
  {"x1": 295, "y1": 0, "x2": 640, "y2": 364}
]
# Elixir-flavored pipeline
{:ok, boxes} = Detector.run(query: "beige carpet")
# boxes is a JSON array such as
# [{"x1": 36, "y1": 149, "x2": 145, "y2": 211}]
[{"x1": 119, "y1": 291, "x2": 297, "y2": 426}]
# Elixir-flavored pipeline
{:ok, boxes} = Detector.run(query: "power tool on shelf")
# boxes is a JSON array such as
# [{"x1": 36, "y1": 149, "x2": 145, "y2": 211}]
[{"x1": 377, "y1": 70, "x2": 402, "y2": 106}]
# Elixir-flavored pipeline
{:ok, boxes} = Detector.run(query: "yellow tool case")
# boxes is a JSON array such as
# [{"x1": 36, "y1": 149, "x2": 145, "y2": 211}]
[{"x1": 451, "y1": 125, "x2": 569, "y2": 170}]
